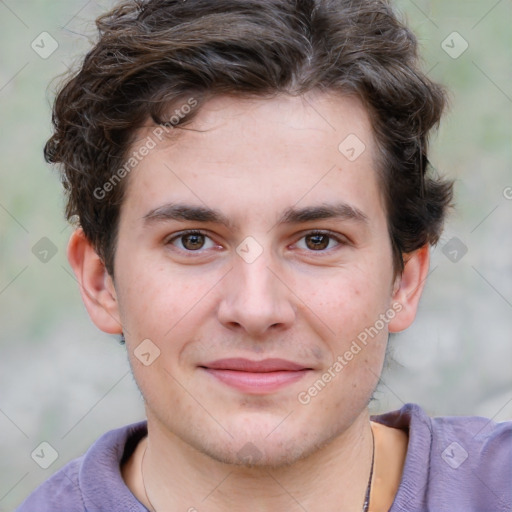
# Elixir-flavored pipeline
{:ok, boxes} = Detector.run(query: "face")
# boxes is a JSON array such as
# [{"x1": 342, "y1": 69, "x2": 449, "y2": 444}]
[{"x1": 105, "y1": 93, "x2": 410, "y2": 466}]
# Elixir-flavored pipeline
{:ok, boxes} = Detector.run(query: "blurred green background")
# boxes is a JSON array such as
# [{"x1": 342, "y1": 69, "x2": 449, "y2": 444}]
[{"x1": 0, "y1": 0, "x2": 511, "y2": 509}]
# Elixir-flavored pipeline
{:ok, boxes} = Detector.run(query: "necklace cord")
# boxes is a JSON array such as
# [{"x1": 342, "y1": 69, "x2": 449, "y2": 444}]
[
  {"x1": 141, "y1": 440, "x2": 157, "y2": 512},
  {"x1": 362, "y1": 425, "x2": 376, "y2": 512}
]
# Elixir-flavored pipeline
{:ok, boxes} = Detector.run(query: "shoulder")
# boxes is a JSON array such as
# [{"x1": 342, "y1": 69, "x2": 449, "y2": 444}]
[
  {"x1": 427, "y1": 407, "x2": 512, "y2": 509},
  {"x1": 15, "y1": 457, "x2": 85, "y2": 512},
  {"x1": 16, "y1": 421, "x2": 148, "y2": 512},
  {"x1": 372, "y1": 403, "x2": 512, "y2": 512},
  {"x1": 429, "y1": 407, "x2": 512, "y2": 461}
]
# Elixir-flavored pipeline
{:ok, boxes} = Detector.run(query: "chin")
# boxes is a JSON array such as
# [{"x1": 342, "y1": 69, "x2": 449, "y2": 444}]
[
  {"x1": 194, "y1": 423, "x2": 339, "y2": 470},
  {"x1": 200, "y1": 441, "x2": 308, "y2": 469}
]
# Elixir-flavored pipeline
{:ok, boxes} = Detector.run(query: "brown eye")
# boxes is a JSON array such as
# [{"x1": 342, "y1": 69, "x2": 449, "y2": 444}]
[
  {"x1": 181, "y1": 233, "x2": 205, "y2": 250},
  {"x1": 295, "y1": 231, "x2": 346, "y2": 252},
  {"x1": 305, "y1": 233, "x2": 330, "y2": 250},
  {"x1": 167, "y1": 231, "x2": 216, "y2": 252}
]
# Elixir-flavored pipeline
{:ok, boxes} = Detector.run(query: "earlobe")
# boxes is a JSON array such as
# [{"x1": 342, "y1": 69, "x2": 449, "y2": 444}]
[
  {"x1": 388, "y1": 245, "x2": 430, "y2": 333},
  {"x1": 67, "y1": 228, "x2": 123, "y2": 335}
]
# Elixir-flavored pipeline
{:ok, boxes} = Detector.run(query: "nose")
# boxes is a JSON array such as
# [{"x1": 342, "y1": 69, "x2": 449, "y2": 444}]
[{"x1": 216, "y1": 250, "x2": 297, "y2": 337}]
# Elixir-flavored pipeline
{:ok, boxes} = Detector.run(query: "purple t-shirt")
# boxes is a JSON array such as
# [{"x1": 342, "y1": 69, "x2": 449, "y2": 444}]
[{"x1": 16, "y1": 403, "x2": 512, "y2": 511}]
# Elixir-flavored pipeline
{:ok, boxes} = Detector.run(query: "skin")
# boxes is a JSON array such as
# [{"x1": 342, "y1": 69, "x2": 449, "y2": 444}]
[{"x1": 68, "y1": 92, "x2": 428, "y2": 511}]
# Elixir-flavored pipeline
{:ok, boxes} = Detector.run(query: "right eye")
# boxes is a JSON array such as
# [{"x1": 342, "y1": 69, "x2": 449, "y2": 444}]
[{"x1": 166, "y1": 230, "x2": 218, "y2": 252}]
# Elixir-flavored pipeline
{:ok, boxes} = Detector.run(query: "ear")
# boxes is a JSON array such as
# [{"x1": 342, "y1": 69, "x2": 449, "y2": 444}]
[
  {"x1": 388, "y1": 245, "x2": 430, "y2": 333},
  {"x1": 67, "y1": 228, "x2": 123, "y2": 334}
]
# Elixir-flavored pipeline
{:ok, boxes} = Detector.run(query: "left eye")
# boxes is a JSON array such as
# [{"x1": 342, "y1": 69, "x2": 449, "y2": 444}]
[
  {"x1": 168, "y1": 231, "x2": 216, "y2": 251},
  {"x1": 296, "y1": 232, "x2": 343, "y2": 251}
]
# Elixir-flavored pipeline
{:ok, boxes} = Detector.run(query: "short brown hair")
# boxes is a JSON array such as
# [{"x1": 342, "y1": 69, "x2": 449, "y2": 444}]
[{"x1": 45, "y1": 0, "x2": 453, "y2": 276}]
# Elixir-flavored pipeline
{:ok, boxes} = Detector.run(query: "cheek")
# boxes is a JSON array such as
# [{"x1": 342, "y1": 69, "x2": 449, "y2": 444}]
[
  {"x1": 314, "y1": 267, "x2": 392, "y2": 334},
  {"x1": 115, "y1": 255, "x2": 227, "y2": 381},
  {"x1": 306, "y1": 272, "x2": 393, "y2": 394},
  {"x1": 115, "y1": 255, "x2": 198, "y2": 336}
]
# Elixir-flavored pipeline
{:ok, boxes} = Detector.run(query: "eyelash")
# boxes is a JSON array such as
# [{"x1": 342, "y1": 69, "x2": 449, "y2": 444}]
[{"x1": 165, "y1": 229, "x2": 348, "y2": 255}]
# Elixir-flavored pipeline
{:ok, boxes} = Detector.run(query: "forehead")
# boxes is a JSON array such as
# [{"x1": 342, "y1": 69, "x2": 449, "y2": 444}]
[
  {"x1": 165, "y1": 92, "x2": 374, "y2": 161},
  {"x1": 120, "y1": 92, "x2": 383, "y2": 226}
]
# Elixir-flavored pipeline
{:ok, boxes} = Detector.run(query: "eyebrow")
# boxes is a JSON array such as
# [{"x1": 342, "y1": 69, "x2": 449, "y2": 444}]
[
  {"x1": 142, "y1": 202, "x2": 369, "y2": 229},
  {"x1": 143, "y1": 203, "x2": 236, "y2": 229},
  {"x1": 280, "y1": 203, "x2": 368, "y2": 225}
]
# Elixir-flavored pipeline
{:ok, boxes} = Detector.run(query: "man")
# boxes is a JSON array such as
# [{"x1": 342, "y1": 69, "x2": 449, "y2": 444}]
[{"x1": 17, "y1": 0, "x2": 511, "y2": 511}]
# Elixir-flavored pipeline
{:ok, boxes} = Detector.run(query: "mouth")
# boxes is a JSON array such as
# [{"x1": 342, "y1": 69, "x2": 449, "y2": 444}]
[{"x1": 199, "y1": 358, "x2": 313, "y2": 394}]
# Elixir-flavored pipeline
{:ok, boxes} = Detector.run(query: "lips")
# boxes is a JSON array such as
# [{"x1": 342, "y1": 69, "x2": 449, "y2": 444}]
[
  {"x1": 203, "y1": 358, "x2": 309, "y2": 372},
  {"x1": 200, "y1": 358, "x2": 312, "y2": 394}
]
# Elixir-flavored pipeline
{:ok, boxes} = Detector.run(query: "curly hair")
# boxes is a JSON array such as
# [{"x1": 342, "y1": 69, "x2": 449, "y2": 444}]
[{"x1": 45, "y1": 0, "x2": 453, "y2": 276}]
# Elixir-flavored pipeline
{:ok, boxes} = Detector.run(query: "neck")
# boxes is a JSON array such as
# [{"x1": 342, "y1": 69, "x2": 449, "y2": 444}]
[{"x1": 134, "y1": 409, "x2": 375, "y2": 512}]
